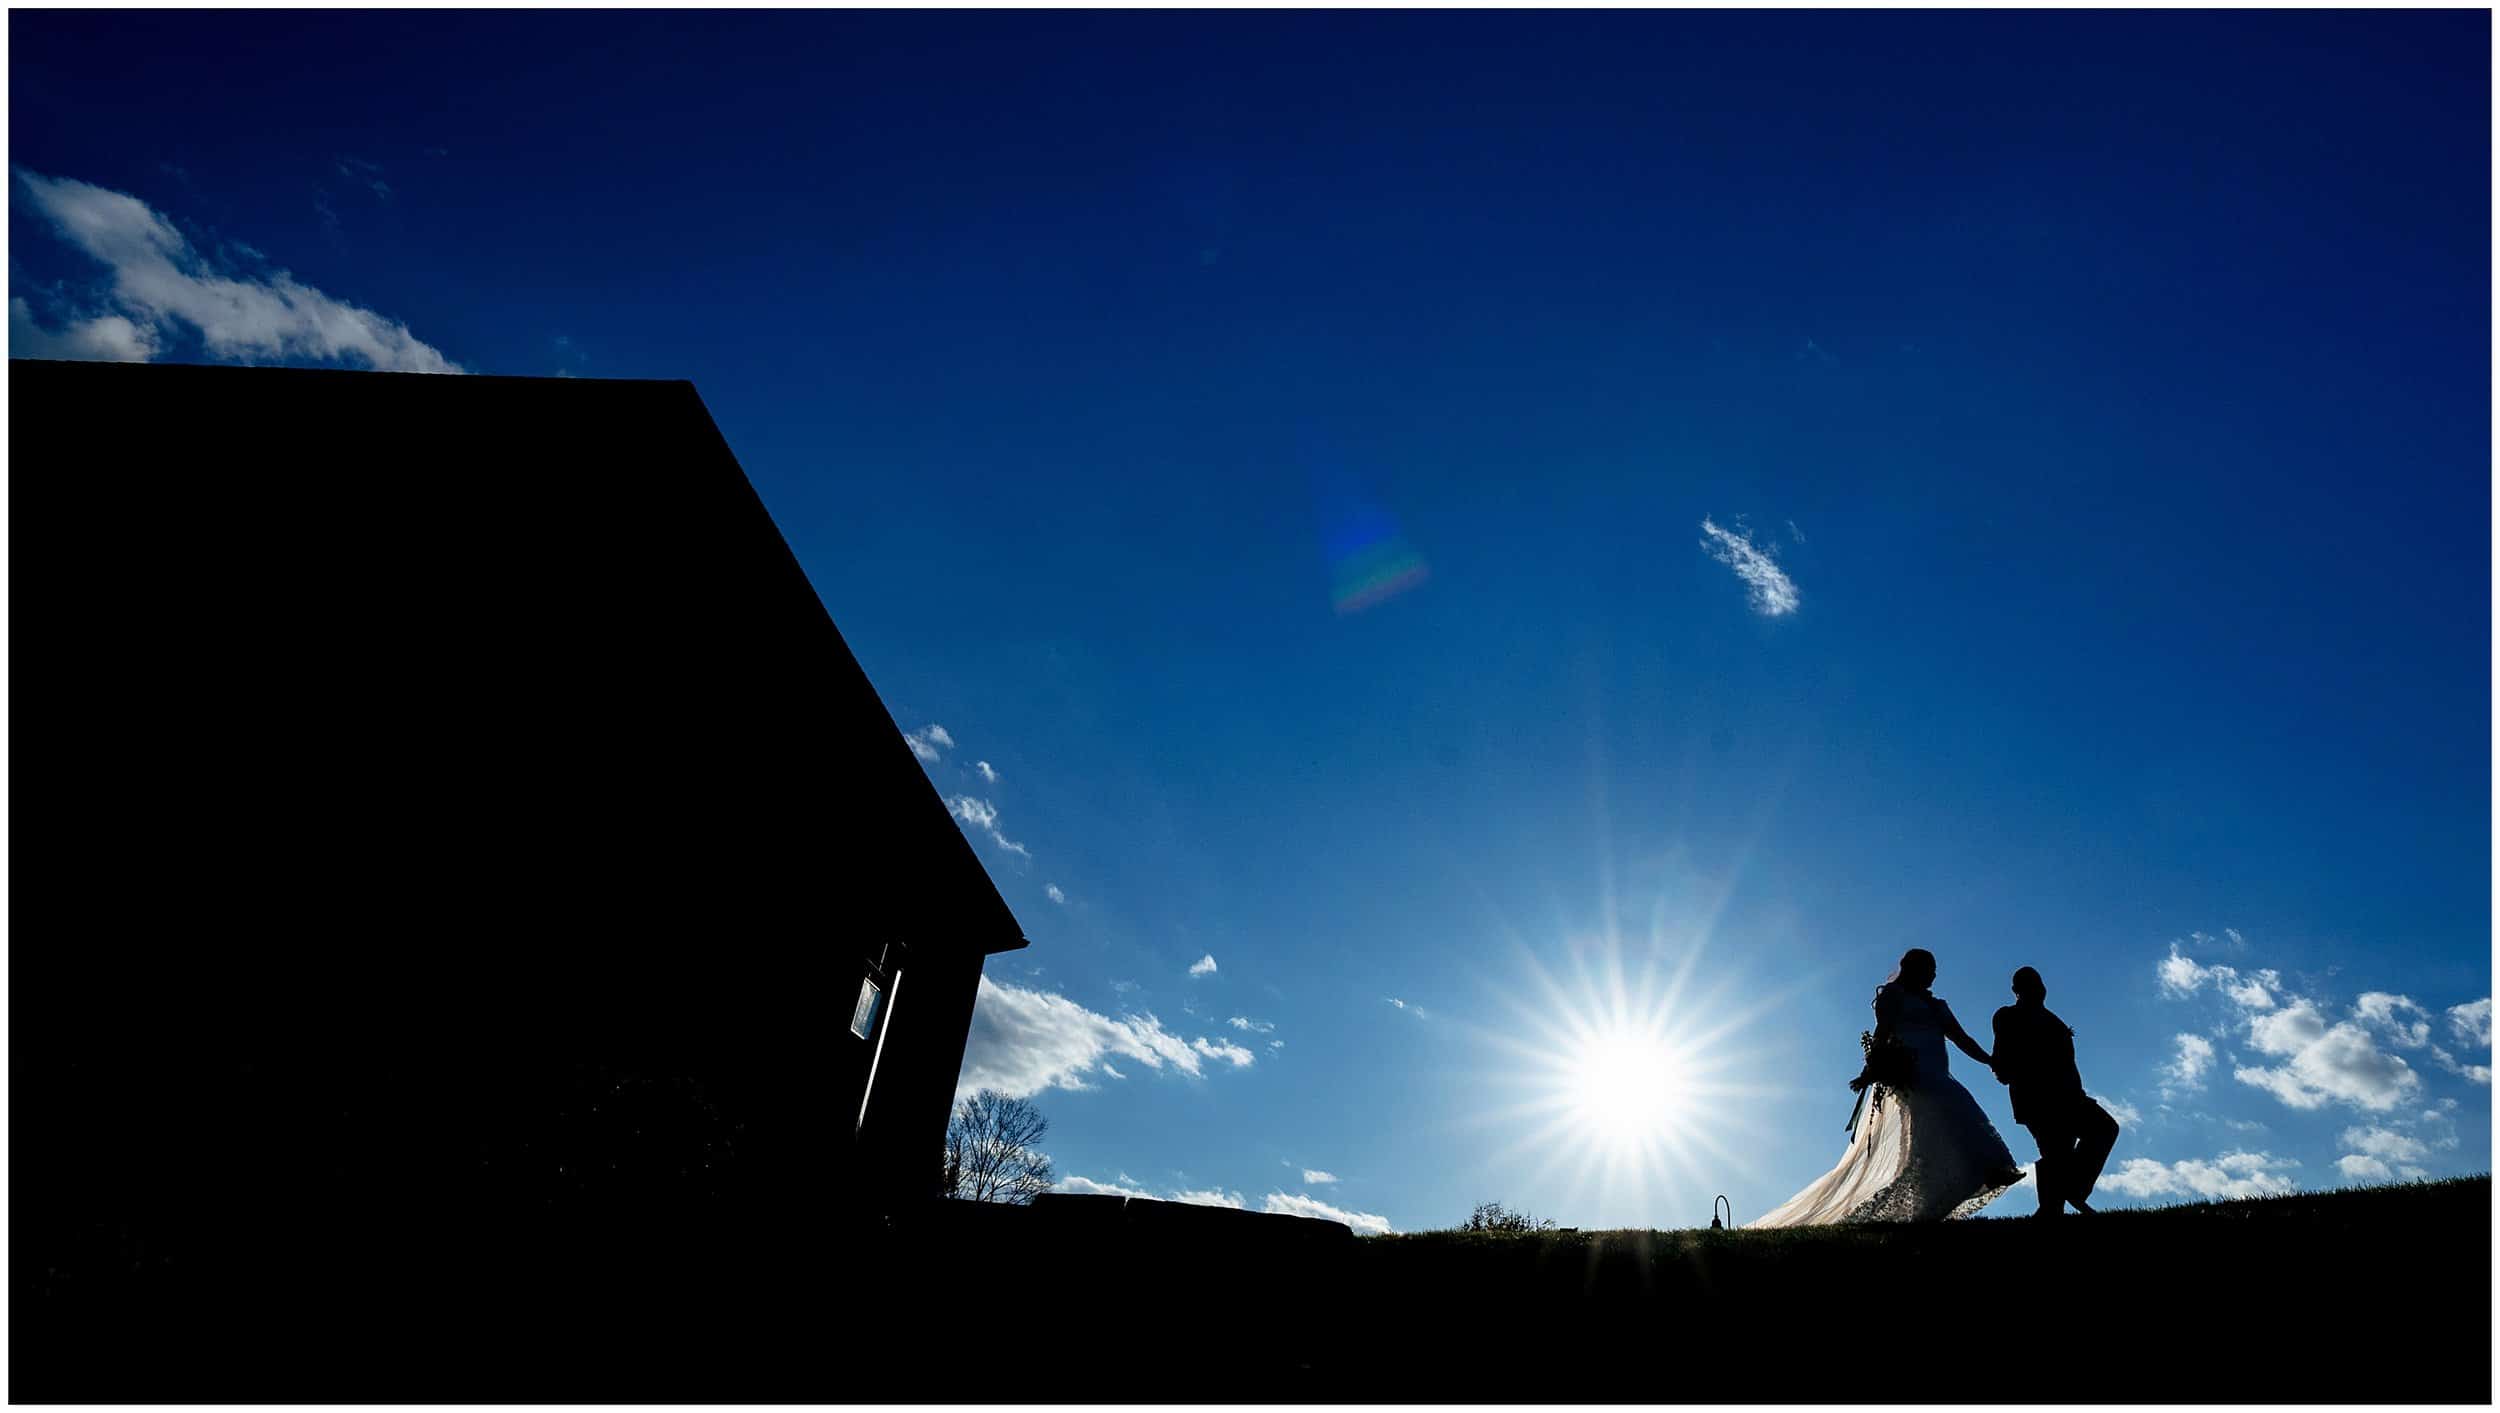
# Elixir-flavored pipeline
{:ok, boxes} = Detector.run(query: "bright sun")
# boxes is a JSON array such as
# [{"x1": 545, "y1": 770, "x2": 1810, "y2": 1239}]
[
  {"x1": 1567, "y1": 1027, "x2": 1688, "y2": 1145},
  {"x1": 1467, "y1": 917, "x2": 1787, "y2": 1225}
]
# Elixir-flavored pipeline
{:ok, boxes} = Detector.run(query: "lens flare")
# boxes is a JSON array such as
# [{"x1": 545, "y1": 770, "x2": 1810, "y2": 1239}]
[{"x1": 1318, "y1": 478, "x2": 1430, "y2": 615}]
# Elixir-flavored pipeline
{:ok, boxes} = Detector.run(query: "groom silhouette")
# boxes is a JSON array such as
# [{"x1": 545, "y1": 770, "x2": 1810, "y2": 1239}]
[{"x1": 1990, "y1": 967, "x2": 2120, "y2": 1218}]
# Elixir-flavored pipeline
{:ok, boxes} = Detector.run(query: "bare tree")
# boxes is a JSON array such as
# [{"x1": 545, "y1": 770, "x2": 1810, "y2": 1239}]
[
  {"x1": 941, "y1": 1089, "x2": 1053, "y2": 1204},
  {"x1": 1463, "y1": 1200, "x2": 1556, "y2": 1233}
]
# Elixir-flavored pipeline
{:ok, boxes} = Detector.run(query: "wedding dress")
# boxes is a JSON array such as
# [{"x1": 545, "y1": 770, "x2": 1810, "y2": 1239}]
[{"x1": 1750, "y1": 982, "x2": 2022, "y2": 1227}]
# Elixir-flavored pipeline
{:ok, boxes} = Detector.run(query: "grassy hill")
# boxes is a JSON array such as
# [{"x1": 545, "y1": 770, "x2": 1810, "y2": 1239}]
[
  {"x1": 21, "y1": 1175, "x2": 2487, "y2": 1401},
  {"x1": 1322, "y1": 1177, "x2": 2491, "y2": 1403}
]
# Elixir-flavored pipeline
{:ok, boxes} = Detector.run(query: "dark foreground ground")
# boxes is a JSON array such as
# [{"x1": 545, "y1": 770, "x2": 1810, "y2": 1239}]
[{"x1": 20, "y1": 1175, "x2": 2489, "y2": 1402}]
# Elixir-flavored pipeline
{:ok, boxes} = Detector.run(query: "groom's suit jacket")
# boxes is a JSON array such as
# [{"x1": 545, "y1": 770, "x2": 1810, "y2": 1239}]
[{"x1": 1990, "y1": 1000, "x2": 2087, "y2": 1128}]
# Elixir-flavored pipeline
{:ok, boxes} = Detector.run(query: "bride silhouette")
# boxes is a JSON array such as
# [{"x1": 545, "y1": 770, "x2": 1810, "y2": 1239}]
[{"x1": 1751, "y1": 948, "x2": 2026, "y2": 1227}]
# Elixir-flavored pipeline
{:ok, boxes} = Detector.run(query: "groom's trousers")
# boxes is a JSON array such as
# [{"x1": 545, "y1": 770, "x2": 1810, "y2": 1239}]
[{"x1": 2024, "y1": 1097, "x2": 2121, "y2": 1211}]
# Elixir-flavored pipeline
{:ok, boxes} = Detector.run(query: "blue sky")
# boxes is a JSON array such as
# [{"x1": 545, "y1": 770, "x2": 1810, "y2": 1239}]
[{"x1": 12, "y1": 10, "x2": 2489, "y2": 1231}]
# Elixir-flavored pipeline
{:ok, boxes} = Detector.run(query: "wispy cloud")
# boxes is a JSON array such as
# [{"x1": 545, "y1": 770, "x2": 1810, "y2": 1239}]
[
  {"x1": 1300, "y1": 1168, "x2": 1340, "y2": 1185},
  {"x1": 1191, "y1": 1036, "x2": 1255, "y2": 1068},
  {"x1": 1188, "y1": 954, "x2": 1218, "y2": 978},
  {"x1": 904, "y1": 723, "x2": 954, "y2": 762},
  {"x1": 1045, "y1": 884, "x2": 1067, "y2": 905},
  {"x1": 1698, "y1": 516, "x2": 1800, "y2": 617},
  {"x1": 2430, "y1": 1046, "x2": 2492, "y2": 1085},
  {"x1": 974, "y1": 760, "x2": 999, "y2": 783},
  {"x1": 1263, "y1": 1191, "x2": 1392, "y2": 1236},
  {"x1": 1383, "y1": 996, "x2": 1429, "y2": 1020},
  {"x1": 2448, "y1": 998, "x2": 2492, "y2": 1048},
  {"x1": 1056, "y1": 1173, "x2": 1155, "y2": 1200},
  {"x1": 2098, "y1": 1151, "x2": 2298, "y2": 1202},
  {"x1": 13, "y1": 169, "x2": 459, "y2": 373},
  {"x1": 1228, "y1": 1016, "x2": 1276, "y2": 1034},
  {"x1": 335, "y1": 156, "x2": 391, "y2": 201},
  {"x1": 2157, "y1": 941, "x2": 2278, "y2": 1006},
  {"x1": 956, "y1": 977, "x2": 1255, "y2": 1098},
  {"x1": 1055, "y1": 1174, "x2": 1248, "y2": 1210},
  {"x1": 946, "y1": 795, "x2": 1029, "y2": 858},
  {"x1": 2159, "y1": 1034, "x2": 2215, "y2": 1099},
  {"x1": 2091, "y1": 1094, "x2": 2143, "y2": 1128}
]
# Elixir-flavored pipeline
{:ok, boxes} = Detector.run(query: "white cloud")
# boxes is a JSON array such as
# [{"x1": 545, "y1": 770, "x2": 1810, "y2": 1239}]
[
  {"x1": 2156, "y1": 946, "x2": 2211, "y2": 999},
  {"x1": 2091, "y1": 1094, "x2": 2143, "y2": 1128},
  {"x1": 2335, "y1": 1154, "x2": 2393, "y2": 1183},
  {"x1": 1301, "y1": 1169, "x2": 1340, "y2": 1185},
  {"x1": 2448, "y1": 998, "x2": 2492, "y2": 1048},
  {"x1": 904, "y1": 723, "x2": 954, "y2": 761},
  {"x1": 2337, "y1": 1126, "x2": 2430, "y2": 1165},
  {"x1": 2158, "y1": 943, "x2": 2429, "y2": 1113},
  {"x1": 2234, "y1": 998, "x2": 2422, "y2": 1112},
  {"x1": 2160, "y1": 1034, "x2": 2216, "y2": 1097},
  {"x1": 1099, "y1": 1063, "x2": 1125, "y2": 1080},
  {"x1": 1228, "y1": 1016, "x2": 1276, "y2": 1034},
  {"x1": 1056, "y1": 1173, "x2": 1154, "y2": 1200},
  {"x1": 1169, "y1": 1188, "x2": 1246, "y2": 1209},
  {"x1": 945, "y1": 795, "x2": 1029, "y2": 858},
  {"x1": 2157, "y1": 940, "x2": 2281, "y2": 1010},
  {"x1": 1191, "y1": 1036, "x2": 1256, "y2": 1068},
  {"x1": 2225, "y1": 979, "x2": 2278, "y2": 1011},
  {"x1": 1188, "y1": 954, "x2": 1218, "y2": 978},
  {"x1": 957, "y1": 976, "x2": 1245, "y2": 1098},
  {"x1": 974, "y1": 760, "x2": 999, "y2": 783},
  {"x1": 2354, "y1": 993, "x2": 2431, "y2": 1048},
  {"x1": 15, "y1": 169, "x2": 459, "y2": 373},
  {"x1": 1045, "y1": 884, "x2": 1067, "y2": 905},
  {"x1": 2430, "y1": 1046, "x2": 2492, "y2": 1085},
  {"x1": 2098, "y1": 1153, "x2": 2299, "y2": 1202},
  {"x1": 10, "y1": 296, "x2": 157, "y2": 362},
  {"x1": 1268, "y1": 1040, "x2": 1284, "y2": 1051},
  {"x1": 1263, "y1": 1191, "x2": 1392, "y2": 1236},
  {"x1": 2158, "y1": 944, "x2": 2277, "y2": 1006},
  {"x1": 1698, "y1": 516, "x2": 1800, "y2": 617},
  {"x1": 1385, "y1": 997, "x2": 1406, "y2": 1009}
]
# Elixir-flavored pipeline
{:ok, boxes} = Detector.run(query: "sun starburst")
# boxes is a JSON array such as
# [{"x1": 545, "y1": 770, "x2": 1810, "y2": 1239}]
[{"x1": 1454, "y1": 902, "x2": 1801, "y2": 1229}]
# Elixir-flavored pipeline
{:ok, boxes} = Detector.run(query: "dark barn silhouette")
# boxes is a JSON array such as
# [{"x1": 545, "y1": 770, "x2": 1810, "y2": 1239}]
[{"x1": 12, "y1": 358, "x2": 1028, "y2": 1398}]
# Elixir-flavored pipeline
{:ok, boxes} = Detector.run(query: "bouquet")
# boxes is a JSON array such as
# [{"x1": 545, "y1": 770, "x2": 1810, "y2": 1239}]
[{"x1": 1844, "y1": 1029, "x2": 1914, "y2": 1136}]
